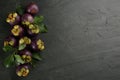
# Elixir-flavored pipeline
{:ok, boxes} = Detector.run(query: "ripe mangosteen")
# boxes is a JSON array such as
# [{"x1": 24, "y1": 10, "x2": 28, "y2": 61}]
[
  {"x1": 30, "y1": 39, "x2": 44, "y2": 51},
  {"x1": 22, "y1": 13, "x2": 34, "y2": 23},
  {"x1": 11, "y1": 25, "x2": 24, "y2": 37},
  {"x1": 6, "y1": 13, "x2": 20, "y2": 26},
  {"x1": 27, "y1": 3, "x2": 39, "y2": 15},
  {"x1": 16, "y1": 64, "x2": 30, "y2": 77},
  {"x1": 19, "y1": 50, "x2": 32, "y2": 63},
  {"x1": 4, "y1": 36, "x2": 17, "y2": 47}
]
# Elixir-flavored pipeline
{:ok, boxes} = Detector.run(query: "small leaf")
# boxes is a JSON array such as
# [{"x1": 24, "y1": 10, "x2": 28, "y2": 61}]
[
  {"x1": 34, "y1": 16, "x2": 44, "y2": 24},
  {"x1": 32, "y1": 53, "x2": 42, "y2": 61},
  {"x1": 39, "y1": 24, "x2": 48, "y2": 33},
  {"x1": 18, "y1": 44, "x2": 26, "y2": 50},
  {"x1": 14, "y1": 55, "x2": 25, "y2": 64},
  {"x1": 3, "y1": 45, "x2": 15, "y2": 52},
  {"x1": 3, "y1": 54, "x2": 15, "y2": 68},
  {"x1": 16, "y1": 5, "x2": 25, "y2": 15},
  {"x1": 30, "y1": 59, "x2": 38, "y2": 67}
]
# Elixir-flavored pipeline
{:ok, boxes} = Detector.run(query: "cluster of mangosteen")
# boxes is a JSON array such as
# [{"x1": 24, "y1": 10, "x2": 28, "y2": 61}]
[{"x1": 3, "y1": 2, "x2": 47, "y2": 77}]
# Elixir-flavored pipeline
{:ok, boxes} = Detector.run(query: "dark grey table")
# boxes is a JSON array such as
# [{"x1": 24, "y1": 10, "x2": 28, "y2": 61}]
[{"x1": 0, "y1": 0, "x2": 120, "y2": 80}]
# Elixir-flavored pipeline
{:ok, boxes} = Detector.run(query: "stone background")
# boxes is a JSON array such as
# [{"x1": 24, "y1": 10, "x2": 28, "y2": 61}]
[{"x1": 1, "y1": 0, "x2": 120, "y2": 80}]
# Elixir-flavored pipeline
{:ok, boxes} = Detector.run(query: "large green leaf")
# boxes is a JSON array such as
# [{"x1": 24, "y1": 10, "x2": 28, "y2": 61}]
[
  {"x1": 3, "y1": 54, "x2": 15, "y2": 68},
  {"x1": 30, "y1": 59, "x2": 38, "y2": 67},
  {"x1": 32, "y1": 53, "x2": 42, "y2": 61},
  {"x1": 18, "y1": 44, "x2": 26, "y2": 50},
  {"x1": 14, "y1": 54, "x2": 25, "y2": 64},
  {"x1": 31, "y1": 53, "x2": 42, "y2": 67},
  {"x1": 3, "y1": 45, "x2": 15, "y2": 52},
  {"x1": 34, "y1": 16, "x2": 44, "y2": 24},
  {"x1": 16, "y1": 5, "x2": 25, "y2": 15},
  {"x1": 39, "y1": 24, "x2": 48, "y2": 33}
]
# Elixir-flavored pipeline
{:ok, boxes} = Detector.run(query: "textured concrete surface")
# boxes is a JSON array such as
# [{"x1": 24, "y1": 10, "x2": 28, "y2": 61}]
[{"x1": 1, "y1": 0, "x2": 120, "y2": 80}]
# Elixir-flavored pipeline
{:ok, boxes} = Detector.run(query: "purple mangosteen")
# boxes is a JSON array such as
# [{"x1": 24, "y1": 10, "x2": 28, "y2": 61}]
[
  {"x1": 22, "y1": 13, "x2": 34, "y2": 23},
  {"x1": 6, "y1": 13, "x2": 20, "y2": 26},
  {"x1": 4, "y1": 36, "x2": 17, "y2": 47},
  {"x1": 27, "y1": 3, "x2": 39, "y2": 15},
  {"x1": 11, "y1": 25, "x2": 24, "y2": 37},
  {"x1": 30, "y1": 39, "x2": 45, "y2": 51},
  {"x1": 27, "y1": 24, "x2": 40, "y2": 37},
  {"x1": 19, "y1": 50, "x2": 32, "y2": 63},
  {"x1": 16, "y1": 64, "x2": 30, "y2": 77}
]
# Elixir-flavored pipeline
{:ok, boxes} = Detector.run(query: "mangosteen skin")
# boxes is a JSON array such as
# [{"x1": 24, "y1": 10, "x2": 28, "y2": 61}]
[
  {"x1": 11, "y1": 25, "x2": 24, "y2": 37},
  {"x1": 30, "y1": 40, "x2": 38, "y2": 51},
  {"x1": 4, "y1": 36, "x2": 17, "y2": 47},
  {"x1": 18, "y1": 26, "x2": 25, "y2": 37},
  {"x1": 16, "y1": 64, "x2": 30, "y2": 77},
  {"x1": 19, "y1": 50, "x2": 32, "y2": 56},
  {"x1": 22, "y1": 13, "x2": 34, "y2": 23},
  {"x1": 27, "y1": 3, "x2": 39, "y2": 15},
  {"x1": 27, "y1": 29, "x2": 38, "y2": 37},
  {"x1": 9, "y1": 15, "x2": 20, "y2": 26}
]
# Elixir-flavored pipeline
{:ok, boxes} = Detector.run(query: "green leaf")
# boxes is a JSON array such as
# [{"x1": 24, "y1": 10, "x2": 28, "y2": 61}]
[
  {"x1": 3, "y1": 54, "x2": 15, "y2": 68},
  {"x1": 14, "y1": 55, "x2": 25, "y2": 64},
  {"x1": 39, "y1": 24, "x2": 48, "y2": 33},
  {"x1": 32, "y1": 53, "x2": 42, "y2": 61},
  {"x1": 18, "y1": 44, "x2": 26, "y2": 50},
  {"x1": 31, "y1": 53, "x2": 42, "y2": 67},
  {"x1": 34, "y1": 16, "x2": 44, "y2": 24},
  {"x1": 30, "y1": 59, "x2": 38, "y2": 67},
  {"x1": 16, "y1": 5, "x2": 24, "y2": 15},
  {"x1": 3, "y1": 45, "x2": 15, "y2": 52}
]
